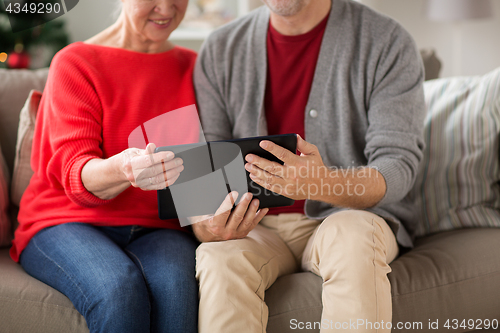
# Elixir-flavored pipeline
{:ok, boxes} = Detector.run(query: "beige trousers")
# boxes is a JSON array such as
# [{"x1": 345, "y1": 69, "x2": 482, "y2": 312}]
[{"x1": 196, "y1": 210, "x2": 399, "y2": 333}]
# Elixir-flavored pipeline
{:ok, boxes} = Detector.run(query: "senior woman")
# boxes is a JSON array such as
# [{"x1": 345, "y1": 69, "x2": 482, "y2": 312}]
[{"x1": 9, "y1": 1, "x2": 215, "y2": 332}]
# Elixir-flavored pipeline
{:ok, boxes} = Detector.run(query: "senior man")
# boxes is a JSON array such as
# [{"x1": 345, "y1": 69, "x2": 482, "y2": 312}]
[{"x1": 192, "y1": 0, "x2": 425, "y2": 332}]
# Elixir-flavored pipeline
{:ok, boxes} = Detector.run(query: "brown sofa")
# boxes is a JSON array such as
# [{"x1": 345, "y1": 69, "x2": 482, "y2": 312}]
[{"x1": 1, "y1": 54, "x2": 500, "y2": 333}]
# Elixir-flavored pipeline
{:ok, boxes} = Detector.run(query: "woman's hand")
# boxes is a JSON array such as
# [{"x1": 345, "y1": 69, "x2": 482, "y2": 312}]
[
  {"x1": 121, "y1": 143, "x2": 184, "y2": 191},
  {"x1": 82, "y1": 143, "x2": 184, "y2": 200},
  {"x1": 191, "y1": 191, "x2": 269, "y2": 242}
]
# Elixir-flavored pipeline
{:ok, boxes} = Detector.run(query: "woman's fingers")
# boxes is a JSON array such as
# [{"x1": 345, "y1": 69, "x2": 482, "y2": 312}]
[
  {"x1": 131, "y1": 149, "x2": 176, "y2": 173},
  {"x1": 145, "y1": 143, "x2": 157, "y2": 155},
  {"x1": 141, "y1": 171, "x2": 181, "y2": 191},
  {"x1": 132, "y1": 156, "x2": 183, "y2": 185},
  {"x1": 133, "y1": 165, "x2": 184, "y2": 189},
  {"x1": 141, "y1": 157, "x2": 183, "y2": 178}
]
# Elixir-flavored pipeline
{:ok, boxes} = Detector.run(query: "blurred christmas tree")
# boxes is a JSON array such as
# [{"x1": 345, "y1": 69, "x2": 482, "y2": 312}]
[{"x1": 0, "y1": 4, "x2": 69, "y2": 69}]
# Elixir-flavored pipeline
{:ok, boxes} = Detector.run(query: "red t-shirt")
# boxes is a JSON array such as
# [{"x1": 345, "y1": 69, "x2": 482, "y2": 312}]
[
  {"x1": 11, "y1": 42, "x2": 198, "y2": 262},
  {"x1": 264, "y1": 14, "x2": 329, "y2": 215}
]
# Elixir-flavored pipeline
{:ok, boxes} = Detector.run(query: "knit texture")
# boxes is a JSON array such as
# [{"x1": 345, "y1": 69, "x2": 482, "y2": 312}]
[
  {"x1": 11, "y1": 42, "x2": 197, "y2": 261},
  {"x1": 264, "y1": 13, "x2": 329, "y2": 215},
  {"x1": 194, "y1": 0, "x2": 426, "y2": 247}
]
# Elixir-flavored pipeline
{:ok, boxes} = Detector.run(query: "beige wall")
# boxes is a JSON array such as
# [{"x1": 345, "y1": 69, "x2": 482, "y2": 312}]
[
  {"x1": 62, "y1": 0, "x2": 204, "y2": 51},
  {"x1": 62, "y1": 0, "x2": 117, "y2": 43},
  {"x1": 62, "y1": 0, "x2": 500, "y2": 78},
  {"x1": 362, "y1": 0, "x2": 500, "y2": 77}
]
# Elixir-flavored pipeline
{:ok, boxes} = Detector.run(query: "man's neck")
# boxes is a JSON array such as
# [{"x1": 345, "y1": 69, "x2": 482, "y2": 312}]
[{"x1": 269, "y1": 0, "x2": 332, "y2": 36}]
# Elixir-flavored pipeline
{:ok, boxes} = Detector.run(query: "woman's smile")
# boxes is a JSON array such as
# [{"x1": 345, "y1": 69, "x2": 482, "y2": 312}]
[{"x1": 149, "y1": 18, "x2": 173, "y2": 28}]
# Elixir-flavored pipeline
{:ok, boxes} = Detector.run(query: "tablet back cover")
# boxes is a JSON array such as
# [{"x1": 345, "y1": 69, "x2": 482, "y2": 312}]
[{"x1": 156, "y1": 134, "x2": 297, "y2": 220}]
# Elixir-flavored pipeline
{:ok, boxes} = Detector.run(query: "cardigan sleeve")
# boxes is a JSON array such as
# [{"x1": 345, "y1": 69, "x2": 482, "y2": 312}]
[
  {"x1": 364, "y1": 24, "x2": 426, "y2": 206},
  {"x1": 42, "y1": 48, "x2": 111, "y2": 207},
  {"x1": 194, "y1": 37, "x2": 234, "y2": 141}
]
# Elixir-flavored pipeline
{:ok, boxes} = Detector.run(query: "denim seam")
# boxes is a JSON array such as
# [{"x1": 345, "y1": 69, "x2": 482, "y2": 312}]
[
  {"x1": 31, "y1": 237, "x2": 91, "y2": 314},
  {"x1": 128, "y1": 226, "x2": 135, "y2": 243},
  {"x1": 124, "y1": 248, "x2": 152, "y2": 320},
  {"x1": 125, "y1": 249, "x2": 147, "y2": 277}
]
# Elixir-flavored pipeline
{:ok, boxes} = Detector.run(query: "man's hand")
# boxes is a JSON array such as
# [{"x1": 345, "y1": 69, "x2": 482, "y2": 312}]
[
  {"x1": 191, "y1": 191, "x2": 269, "y2": 242},
  {"x1": 245, "y1": 135, "x2": 387, "y2": 208},
  {"x1": 245, "y1": 135, "x2": 326, "y2": 201}
]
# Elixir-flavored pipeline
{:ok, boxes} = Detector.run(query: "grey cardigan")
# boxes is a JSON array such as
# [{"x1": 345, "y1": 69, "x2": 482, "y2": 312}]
[{"x1": 194, "y1": 0, "x2": 426, "y2": 248}]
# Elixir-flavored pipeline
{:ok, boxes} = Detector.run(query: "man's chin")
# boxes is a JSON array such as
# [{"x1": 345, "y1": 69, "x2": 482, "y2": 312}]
[{"x1": 263, "y1": 0, "x2": 309, "y2": 17}]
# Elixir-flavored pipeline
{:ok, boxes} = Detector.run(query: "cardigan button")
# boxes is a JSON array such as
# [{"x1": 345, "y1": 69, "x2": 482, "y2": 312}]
[{"x1": 309, "y1": 109, "x2": 318, "y2": 118}]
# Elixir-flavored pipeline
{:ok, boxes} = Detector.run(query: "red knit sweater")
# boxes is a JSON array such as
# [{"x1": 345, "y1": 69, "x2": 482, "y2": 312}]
[{"x1": 11, "y1": 42, "x2": 198, "y2": 262}]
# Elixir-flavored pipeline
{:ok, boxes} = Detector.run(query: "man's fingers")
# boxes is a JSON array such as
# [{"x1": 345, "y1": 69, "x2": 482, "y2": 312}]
[
  {"x1": 212, "y1": 191, "x2": 239, "y2": 222},
  {"x1": 187, "y1": 214, "x2": 212, "y2": 226},
  {"x1": 253, "y1": 208, "x2": 269, "y2": 225},
  {"x1": 296, "y1": 135, "x2": 318, "y2": 156},
  {"x1": 245, "y1": 162, "x2": 285, "y2": 185},
  {"x1": 249, "y1": 173, "x2": 285, "y2": 196},
  {"x1": 245, "y1": 155, "x2": 284, "y2": 178},
  {"x1": 226, "y1": 192, "x2": 254, "y2": 231},
  {"x1": 235, "y1": 197, "x2": 262, "y2": 232},
  {"x1": 247, "y1": 164, "x2": 286, "y2": 188},
  {"x1": 259, "y1": 140, "x2": 297, "y2": 164}
]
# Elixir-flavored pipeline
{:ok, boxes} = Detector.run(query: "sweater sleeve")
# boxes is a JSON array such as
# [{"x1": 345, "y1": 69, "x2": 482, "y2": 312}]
[
  {"x1": 194, "y1": 38, "x2": 234, "y2": 141},
  {"x1": 42, "y1": 48, "x2": 110, "y2": 207},
  {"x1": 364, "y1": 24, "x2": 426, "y2": 206}
]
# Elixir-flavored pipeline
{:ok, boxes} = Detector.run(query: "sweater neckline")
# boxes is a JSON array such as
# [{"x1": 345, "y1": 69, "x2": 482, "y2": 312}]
[
  {"x1": 268, "y1": 12, "x2": 330, "y2": 43},
  {"x1": 74, "y1": 41, "x2": 180, "y2": 57}
]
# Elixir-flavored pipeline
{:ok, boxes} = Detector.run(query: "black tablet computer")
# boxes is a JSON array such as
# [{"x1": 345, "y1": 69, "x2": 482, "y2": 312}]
[{"x1": 155, "y1": 134, "x2": 297, "y2": 221}]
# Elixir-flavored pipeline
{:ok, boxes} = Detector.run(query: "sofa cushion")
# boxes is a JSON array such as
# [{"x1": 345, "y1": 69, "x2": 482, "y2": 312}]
[
  {"x1": 0, "y1": 68, "x2": 49, "y2": 175},
  {"x1": 408, "y1": 67, "x2": 500, "y2": 236},
  {"x1": 0, "y1": 248, "x2": 88, "y2": 333},
  {"x1": 0, "y1": 146, "x2": 11, "y2": 247},
  {"x1": 11, "y1": 90, "x2": 41, "y2": 207},
  {"x1": 266, "y1": 272, "x2": 322, "y2": 332},
  {"x1": 390, "y1": 228, "x2": 500, "y2": 332},
  {"x1": 266, "y1": 228, "x2": 500, "y2": 333}
]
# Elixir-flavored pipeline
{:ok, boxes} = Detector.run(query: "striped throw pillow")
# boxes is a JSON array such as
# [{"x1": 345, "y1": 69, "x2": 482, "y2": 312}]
[{"x1": 410, "y1": 67, "x2": 500, "y2": 237}]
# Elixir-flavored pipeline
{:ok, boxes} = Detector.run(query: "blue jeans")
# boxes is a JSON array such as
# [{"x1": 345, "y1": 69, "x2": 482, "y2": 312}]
[{"x1": 19, "y1": 223, "x2": 199, "y2": 333}]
